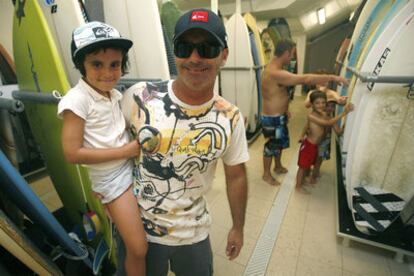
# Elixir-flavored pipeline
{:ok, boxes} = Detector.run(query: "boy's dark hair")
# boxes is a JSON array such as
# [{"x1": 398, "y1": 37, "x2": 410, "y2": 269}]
[
  {"x1": 72, "y1": 43, "x2": 130, "y2": 77},
  {"x1": 274, "y1": 38, "x2": 296, "y2": 57},
  {"x1": 309, "y1": 90, "x2": 327, "y2": 103}
]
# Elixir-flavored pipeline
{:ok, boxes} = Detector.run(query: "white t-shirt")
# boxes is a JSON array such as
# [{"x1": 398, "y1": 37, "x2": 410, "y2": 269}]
[
  {"x1": 126, "y1": 80, "x2": 249, "y2": 245},
  {"x1": 57, "y1": 78, "x2": 130, "y2": 171}
]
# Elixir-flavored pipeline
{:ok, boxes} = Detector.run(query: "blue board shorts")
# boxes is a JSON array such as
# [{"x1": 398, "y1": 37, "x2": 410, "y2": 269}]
[
  {"x1": 318, "y1": 133, "x2": 331, "y2": 161},
  {"x1": 261, "y1": 114, "x2": 290, "y2": 157}
]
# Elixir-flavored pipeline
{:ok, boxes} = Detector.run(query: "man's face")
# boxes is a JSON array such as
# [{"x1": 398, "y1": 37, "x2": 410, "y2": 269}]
[
  {"x1": 174, "y1": 29, "x2": 227, "y2": 92},
  {"x1": 284, "y1": 47, "x2": 296, "y2": 64}
]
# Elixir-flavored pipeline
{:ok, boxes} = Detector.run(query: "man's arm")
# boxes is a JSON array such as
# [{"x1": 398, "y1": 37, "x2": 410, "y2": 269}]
[
  {"x1": 271, "y1": 69, "x2": 348, "y2": 87},
  {"x1": 223, "y1": 162, "x2": 248, "y2": 260}
]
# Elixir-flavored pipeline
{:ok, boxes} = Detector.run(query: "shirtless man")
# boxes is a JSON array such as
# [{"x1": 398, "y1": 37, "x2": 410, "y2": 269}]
[{"x1": 261, "y1": 39, "x2": 348, "y2": 186}]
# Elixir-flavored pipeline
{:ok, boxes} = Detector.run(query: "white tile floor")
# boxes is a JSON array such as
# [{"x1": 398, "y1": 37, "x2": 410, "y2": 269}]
[{"x1": 30, "y1": 95, "x2": 414, "y2": 275}]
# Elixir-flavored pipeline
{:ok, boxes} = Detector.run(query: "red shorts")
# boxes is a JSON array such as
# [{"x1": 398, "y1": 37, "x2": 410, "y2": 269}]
[{"x1": 298, "y1": 138, "x2": 318, "y2": 169}]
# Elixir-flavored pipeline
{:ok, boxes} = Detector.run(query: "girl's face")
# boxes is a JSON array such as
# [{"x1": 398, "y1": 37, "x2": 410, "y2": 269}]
[{"x1": 83, "y1": 48, "x2": 123, "y2": 95}]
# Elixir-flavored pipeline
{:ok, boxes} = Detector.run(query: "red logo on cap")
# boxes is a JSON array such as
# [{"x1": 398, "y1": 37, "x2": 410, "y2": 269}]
[{"x1": 191, "y1": 11, "x2": 209, "y2": 22}]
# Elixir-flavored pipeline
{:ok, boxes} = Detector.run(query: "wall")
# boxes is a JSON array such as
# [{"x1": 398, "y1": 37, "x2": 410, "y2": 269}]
[{"x1": 304, "y1": 21, "x2": 353, "y2": 77}]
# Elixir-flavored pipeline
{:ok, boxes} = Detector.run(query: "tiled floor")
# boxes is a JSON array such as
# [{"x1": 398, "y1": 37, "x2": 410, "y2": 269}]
[{"x1": 30, "y1": 95, "x2": 414, "y2": 275}]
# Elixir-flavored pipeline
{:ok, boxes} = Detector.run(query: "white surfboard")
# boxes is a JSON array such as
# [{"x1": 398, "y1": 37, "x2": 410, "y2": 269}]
[
  {"x1": 343, "y1": 1, "x2": 413, "y2": 209},
  {"x1": 338, "y1": 0, "x2": 395, "y2": 193},
  {"x1": 38, "y1": 0, "x2": 85, "y2": 86},
  {"x1": 221, "y1": 13, "x2": 254, "y2": 130},
  {"x1": 337, "y1": 0, "x2": 394, "y2": 118},
  {"x1": 346, "y1": 10, "x2": 414, "y2": 234},
  {"x1": 103, "y1": 0, "x2": 170, "y2": 80}
]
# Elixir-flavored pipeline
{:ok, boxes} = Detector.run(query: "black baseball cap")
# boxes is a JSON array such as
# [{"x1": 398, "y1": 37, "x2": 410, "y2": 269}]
[
  {"x1": 71, "y1": 21, "x2": 133, "y2": 62},
  {"x1": 173, "y1": 9, "x2": 227, "y2": 48}
]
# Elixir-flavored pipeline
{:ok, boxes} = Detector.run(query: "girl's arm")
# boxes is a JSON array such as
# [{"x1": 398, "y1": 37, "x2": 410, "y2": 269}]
[{"x1": 61, "y1": 110, "x2": 140, "y2": 164}]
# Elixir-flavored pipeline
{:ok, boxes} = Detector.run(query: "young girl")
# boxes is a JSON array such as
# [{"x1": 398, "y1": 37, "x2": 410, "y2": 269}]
[{"x1": 58, "y1": 21, "x2": 147, "y2": 275}]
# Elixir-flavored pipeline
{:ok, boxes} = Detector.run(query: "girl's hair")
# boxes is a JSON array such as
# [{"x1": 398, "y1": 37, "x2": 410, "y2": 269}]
[
  {"x1": 72, "y1": 43, "x2": 130, "y2": 77},
  {"x1": 309, "y1": 90, "x2": 327, "y2": 103}
]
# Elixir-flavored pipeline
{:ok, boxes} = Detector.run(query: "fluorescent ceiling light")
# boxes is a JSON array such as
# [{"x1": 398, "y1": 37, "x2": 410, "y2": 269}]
[{"x1": 317, "y1": 7, "x2": 326, "y2": 25}]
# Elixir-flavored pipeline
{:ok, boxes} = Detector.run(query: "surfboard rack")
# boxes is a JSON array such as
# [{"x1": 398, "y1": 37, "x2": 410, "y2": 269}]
[
  {"x1": 345, "y1": 65, "x2": 414, "y2": 99},
  {"x1": 0, "y1": 97, "x2": 24, "y2": 112},
  {"x1": 346, "y1": 66, "x2": 414, "y2": 84},
  {"x1": 12, "y1": 90, "x2": 61, "y2": 105}
]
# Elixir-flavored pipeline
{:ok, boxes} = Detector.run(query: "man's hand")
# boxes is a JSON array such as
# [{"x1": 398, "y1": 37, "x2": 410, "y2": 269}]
[
  {"x1": 226, "y1": 227, "x2": 243, "y2": 260},
  {"x1": 334, "y1": 76, "x2": 349, "y2": 87}
]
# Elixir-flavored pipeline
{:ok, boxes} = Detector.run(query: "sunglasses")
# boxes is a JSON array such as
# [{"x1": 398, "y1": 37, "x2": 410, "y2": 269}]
[{"x1": 174, "y1": 41, "x2": 223, "y2": 59}]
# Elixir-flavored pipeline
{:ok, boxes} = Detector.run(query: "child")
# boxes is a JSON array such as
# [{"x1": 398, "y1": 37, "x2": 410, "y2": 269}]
[
  {"x1": 58, "y1": 22, "x2": 147, "y2": 275},
  {"x1": 296, "y1": 91, "x2": 353, "y2": 194},
  {"x1": 311, "y1": 100, "x2": 344, "y2": 182}
]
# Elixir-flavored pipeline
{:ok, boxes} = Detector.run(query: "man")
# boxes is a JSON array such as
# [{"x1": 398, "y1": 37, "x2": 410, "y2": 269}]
[
  {"x1": 121, "y1": 8, "x2": 249, "y2": 276},
  {"x1": 261, "y1": 39, "x2": 347, "y2": 186}
]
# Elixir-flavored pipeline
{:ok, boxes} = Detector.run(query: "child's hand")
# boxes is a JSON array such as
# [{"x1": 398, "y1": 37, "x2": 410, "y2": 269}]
[
  {"x1": 344, "y1": 103, "x2": 354, "y2": 113},
  {"x1": 337, "y1": 96, "x2": 348, "y2": 105}
]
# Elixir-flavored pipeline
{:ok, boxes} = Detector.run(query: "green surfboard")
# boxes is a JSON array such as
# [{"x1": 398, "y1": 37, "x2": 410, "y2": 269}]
[{"x1": 13, "y1": 0, "x2": 115, "y2": 270}]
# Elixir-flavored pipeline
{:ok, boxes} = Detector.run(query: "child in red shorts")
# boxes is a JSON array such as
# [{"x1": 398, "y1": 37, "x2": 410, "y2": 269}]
[{"x1": 296, "y1": 91, "x2": 353, "y2": 194}]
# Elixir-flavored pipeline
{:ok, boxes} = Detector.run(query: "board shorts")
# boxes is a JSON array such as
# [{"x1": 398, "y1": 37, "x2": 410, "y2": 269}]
[
  {"x1": 298, "y1": 138, "x2": 318, "y2": 169},
  {"x1": 88, "y1": 160, "x2": 133, "y2": 204},
  {"x1": 261, "y1": 114, "x2": 289, "y2": 157},
  {"x1": 318, "y1": 134, "x2": 331, "y2": 160}
]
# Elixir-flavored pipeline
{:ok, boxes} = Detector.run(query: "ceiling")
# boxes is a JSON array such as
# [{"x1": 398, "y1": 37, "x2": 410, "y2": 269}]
[{"x1": 161, "y1": 0, "x2": 362, "y2": 39}]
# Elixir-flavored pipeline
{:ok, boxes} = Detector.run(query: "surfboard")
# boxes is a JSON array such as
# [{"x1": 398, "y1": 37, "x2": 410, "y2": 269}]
[
  {"x1": 244, "y1": 13, "x2": 265, "y2": 135},
  {"x1": 38, "y1": 0, "x2": 85, "y2": 86},
  {"x1": 244, "y1": 13, "x2": 264, "y2": 136},
  {"x1": 337, "y1": 0, "x2": 395, "y2": 197},
  {"x1": 345, "y1": 10, "x2": 414, "y2": 234},
  {"x1": 0, "y1": 208, "x2": 63, "y2": 275},
  {"x1": 260, "y1": 26, "x2": 281, "y2": 64},
  {"x1": 160, "y1": 1, "x2": 181, "y2": 78},
  {"x1": 341, "y1": 1, "x2": 410, "y2": 208},
  {"x1": 13, "y1": 0, "x2": 115, "y2": 270},
  {"x1": 160, "y1": 1, "x2": 181, "y2": 50},
  {"x1": 337, "y1": 0, "x2": 395, "y2": 117},
  {"x1": 268, "y1": 18, "x2": 292, "y2": 40},
  {"x1": 103, "y1": 0, "x2": 170, "y2": 80},
  {"x1": 342, "y1": 0, "x2": 410, "y2": 153},
  {"x1": 221, "y1": 13, "x2": 254, "y2": 128},
  {"x1": 0, "y1": 149, "x2": 92, "y2": 269},
  {"x1": 244, "y1": 13, "x2": 266, "y2": 65},
  {"x1": 246, "y1": 32, "x2": 260, "y2": 136},
  {"x1": 333, "y1": 37, "x2": 350, "y2": 77}
]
